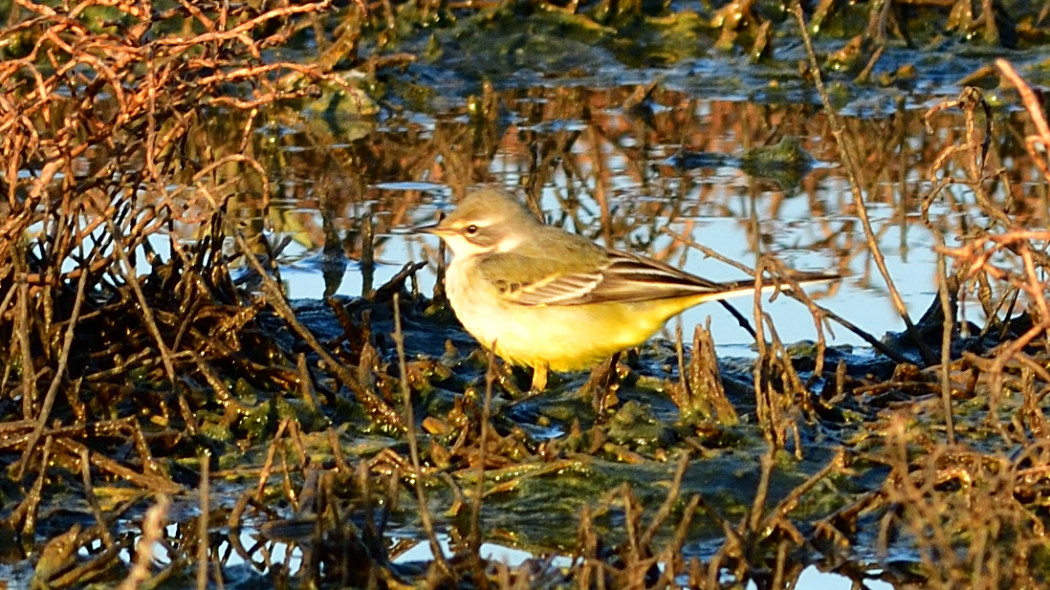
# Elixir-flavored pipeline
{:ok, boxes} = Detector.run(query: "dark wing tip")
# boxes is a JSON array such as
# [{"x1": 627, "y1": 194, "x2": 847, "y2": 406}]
[{"x1": 783, "y1": 270, "x2": 843, "y2": 285}]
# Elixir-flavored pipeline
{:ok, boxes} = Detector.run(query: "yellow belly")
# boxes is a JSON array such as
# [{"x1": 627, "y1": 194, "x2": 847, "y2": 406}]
[{"x1": 445, "y1": 260, "x2": 705, "y2": 372}]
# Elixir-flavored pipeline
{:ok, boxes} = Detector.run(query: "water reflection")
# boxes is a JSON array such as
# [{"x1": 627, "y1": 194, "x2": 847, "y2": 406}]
[{"x1": 237, "y1": 89, "x2": 1046, "y2": 352}]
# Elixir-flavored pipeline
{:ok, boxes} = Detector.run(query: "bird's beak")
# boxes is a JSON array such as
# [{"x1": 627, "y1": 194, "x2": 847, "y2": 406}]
[
  {"x1": 415, "y1": 221, "x2": 444, "y2": 235},
  {"x1": 416, "y1": 211, "x2": 455, "y2": 236}
]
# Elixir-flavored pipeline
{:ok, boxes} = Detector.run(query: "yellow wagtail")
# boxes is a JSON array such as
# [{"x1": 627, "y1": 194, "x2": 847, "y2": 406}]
[{"x1": 422, "y1": 188, "x2": 837, "y2": 391}]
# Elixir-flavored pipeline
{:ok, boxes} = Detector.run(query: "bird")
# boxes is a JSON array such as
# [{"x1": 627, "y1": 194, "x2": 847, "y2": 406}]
[{"x1": 421, "y1": 187, "x2": 837, "y2": 391}]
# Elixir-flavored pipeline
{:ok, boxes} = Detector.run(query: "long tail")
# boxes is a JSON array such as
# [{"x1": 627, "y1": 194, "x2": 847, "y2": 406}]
[{"x1": 705, "y1": 271, "x2": 840, "y2": 302}]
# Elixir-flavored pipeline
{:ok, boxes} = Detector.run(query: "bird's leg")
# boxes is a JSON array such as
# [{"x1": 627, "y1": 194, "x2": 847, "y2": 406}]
[
  {"x1": 530, "y1": 363, "x2": 549, "y2": 392},
  {"x1": 590, "y1": 352, "x2": 621, "y2": 416},
  {"x1": 494, "y1": 363, "x2": 548, "y2": 414}
]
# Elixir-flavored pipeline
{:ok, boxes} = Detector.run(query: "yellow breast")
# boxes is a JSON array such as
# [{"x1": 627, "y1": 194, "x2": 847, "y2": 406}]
[{"x1": 444, "y1": 257, "x2": 707, "y2": 372}]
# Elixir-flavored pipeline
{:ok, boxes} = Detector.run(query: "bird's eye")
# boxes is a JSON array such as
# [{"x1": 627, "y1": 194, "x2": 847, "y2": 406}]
[{"x1": 465, "y1": 224, "x2": 479, "y2": 235}]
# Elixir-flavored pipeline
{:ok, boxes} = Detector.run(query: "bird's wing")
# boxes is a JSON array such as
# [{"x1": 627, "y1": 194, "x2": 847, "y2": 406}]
[
  {"x1": 489, "y1": 250, "x2": 743, "y2": 307},
  {"x1": 579, "y1": 251, "x2": 734, "y2": 304},
  {"x1": 479, "y1": 252, "x2": 605, "y2": 306}
]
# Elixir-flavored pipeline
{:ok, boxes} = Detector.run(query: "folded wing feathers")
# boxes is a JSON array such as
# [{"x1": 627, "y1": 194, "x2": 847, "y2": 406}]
[
  {"x1": 583, "y1": 253, "x2": 731, "y2": 304},
  {"x1": 510, "y1": 271, "x2": 604, "y2": 306},
  {"x1": 509, "y1": 251, "x2": 764, "y2": 307}
]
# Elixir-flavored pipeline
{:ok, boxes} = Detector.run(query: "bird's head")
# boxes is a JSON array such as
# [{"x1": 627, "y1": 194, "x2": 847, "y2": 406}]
[{"x1": 420, "y1": 188, "x2": 541, "y2": 258}]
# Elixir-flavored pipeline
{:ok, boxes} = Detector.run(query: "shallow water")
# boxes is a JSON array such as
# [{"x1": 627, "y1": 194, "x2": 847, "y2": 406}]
[{"x1": 257, "y1": 92, "x2": 1031, "y2": 358}]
